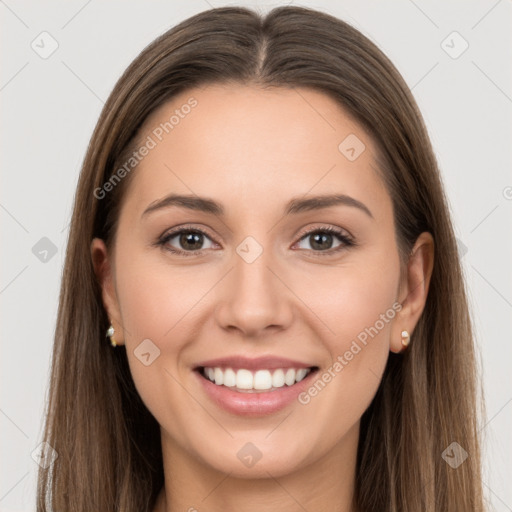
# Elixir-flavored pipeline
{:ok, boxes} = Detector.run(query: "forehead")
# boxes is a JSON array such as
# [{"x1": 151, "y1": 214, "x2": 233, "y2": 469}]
[{"x1": 120, "y1": 83, "x2": 391, "y2": 225}]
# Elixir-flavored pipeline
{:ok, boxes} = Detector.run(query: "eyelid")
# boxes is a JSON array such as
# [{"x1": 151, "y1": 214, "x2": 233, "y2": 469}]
[{"x1": 294, "y1": 224, "x2": 353, "y2": 243}]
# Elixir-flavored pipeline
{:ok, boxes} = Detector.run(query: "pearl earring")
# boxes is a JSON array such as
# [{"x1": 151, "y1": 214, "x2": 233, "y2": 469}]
[
  {"x1": 401, "y1": 330, "x2": 410, "y2": 350},
  {"x1": 106, "y1": 322, "x2": 117, "y2": 347}
]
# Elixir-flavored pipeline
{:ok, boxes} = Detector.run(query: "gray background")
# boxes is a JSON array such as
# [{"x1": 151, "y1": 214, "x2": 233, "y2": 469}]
[{"x1": 1, "y1": 0, "x2": 511, "y2": 510}]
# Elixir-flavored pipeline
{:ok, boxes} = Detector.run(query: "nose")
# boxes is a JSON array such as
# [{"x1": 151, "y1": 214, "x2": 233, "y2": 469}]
[{"x1": 214, "y1": 246, "x2": 294, "y2": 338}]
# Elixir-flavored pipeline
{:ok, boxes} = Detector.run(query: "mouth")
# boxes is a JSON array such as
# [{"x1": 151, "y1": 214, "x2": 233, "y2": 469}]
[
  {"x1": 194, "y1": 365, "x2": 320, "y2": 393},
  {"x1": 192, "y1": 355, "x2": 321, "y2": 415}
]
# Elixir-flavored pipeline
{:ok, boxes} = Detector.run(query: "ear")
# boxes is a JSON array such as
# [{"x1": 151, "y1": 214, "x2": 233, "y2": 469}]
[
  {"x1": 90, "y1": 237, "x2": 125, "y2": 345},
  {"x1": 390, "y1": 231, "x2": 435, "y2": 354}
]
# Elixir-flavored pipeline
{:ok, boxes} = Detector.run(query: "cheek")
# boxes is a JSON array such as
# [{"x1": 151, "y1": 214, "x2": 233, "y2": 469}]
[
  {"x1": 112, "y1": 248, "x2": 201, "y2": 418},
  {"x1": 291, "y1": 252, "x2": 399, "y2": 416},
  {"x1": 114, "y1": 246, "x2": 206, "y2": 341},
  {"x1": 294, "y1": 253, "x2": 399, "y2": 350}
]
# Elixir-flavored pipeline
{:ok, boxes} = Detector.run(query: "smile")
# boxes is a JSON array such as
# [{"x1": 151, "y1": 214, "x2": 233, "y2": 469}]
[
  {"x1": 194, "y1": 364, "x2": 319, "y2": 416},
  {"x1": 200, "y1": 366, "x2": 315, "y2": 392}
]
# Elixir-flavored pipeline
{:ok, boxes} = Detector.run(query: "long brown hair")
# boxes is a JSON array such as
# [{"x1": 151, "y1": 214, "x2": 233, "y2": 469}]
[{"x1": 37, "y1": 6, "x2": 487, "y2": 511}]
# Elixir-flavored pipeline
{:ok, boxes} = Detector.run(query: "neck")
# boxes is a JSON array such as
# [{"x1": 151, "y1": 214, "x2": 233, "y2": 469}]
[{"x1": 154, "y1": 422, "x2": 359, "y2": 512}]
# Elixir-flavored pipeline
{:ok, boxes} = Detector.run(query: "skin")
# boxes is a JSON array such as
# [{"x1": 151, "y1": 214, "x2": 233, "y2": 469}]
[{"x1": 91, "y1": 84, "x2": 434, "y2": 512}]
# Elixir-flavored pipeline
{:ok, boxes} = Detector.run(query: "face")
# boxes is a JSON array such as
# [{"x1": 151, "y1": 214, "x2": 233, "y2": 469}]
[{"x1": 93, "y1": 83, "x2": 414, "y2": 479}]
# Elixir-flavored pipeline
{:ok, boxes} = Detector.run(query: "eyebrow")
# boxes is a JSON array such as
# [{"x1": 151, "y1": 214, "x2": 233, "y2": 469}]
[{"x1": 141, "y1": 193, "x2": 374, "y2": 219}]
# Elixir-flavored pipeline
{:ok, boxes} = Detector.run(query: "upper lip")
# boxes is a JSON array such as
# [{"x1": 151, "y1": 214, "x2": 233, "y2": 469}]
[{"x1": 194, "y1": 356, "x2": 317, "y2": 371}]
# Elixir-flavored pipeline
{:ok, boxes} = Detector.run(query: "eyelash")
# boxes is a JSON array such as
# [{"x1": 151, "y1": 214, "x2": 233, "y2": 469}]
[{"x1": 155, "y1": 224, "x2": 356, "y2": 258}]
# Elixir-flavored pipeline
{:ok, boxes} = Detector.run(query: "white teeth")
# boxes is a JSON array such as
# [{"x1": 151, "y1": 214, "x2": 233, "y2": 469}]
[
  {"x1": 296, "y1": 368, "x2": 308, "y2": 382},
  {"x1": 254, "y1": 370, "x2": 272, "y2": 390},
  {"x1": 272, "y1": 369, "x2": 285, "y2": 388},
  {"x1": 214, "y1": 367, "x2": 224, "y2": 385},
  {"x1": 202, "y1": 366, "x2": 313, "y2": 391},
  {"x1": 236, "y1": 369, "x2": 253, "y2": 389},
  {"x1": 223, "y1": 368, "x2": 236, "y2": 387},
  {"x1": 285, "y1": 368, "x2": 296, "y2": 386}
]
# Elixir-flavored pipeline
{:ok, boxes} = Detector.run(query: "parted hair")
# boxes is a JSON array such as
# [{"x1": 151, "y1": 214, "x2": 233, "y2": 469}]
[{"x1": 37, "y1": 6, "x2": 486, "y2": 511}]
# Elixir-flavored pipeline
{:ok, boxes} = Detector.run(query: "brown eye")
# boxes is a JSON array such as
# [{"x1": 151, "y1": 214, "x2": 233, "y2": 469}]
[
  {"x1": 177, "y1": 232, "x2": 205, "y2": 251},
  {"x1": 159, "y1": 228, "x2": 216, "y2": 255},
  {"x1": 308, "y1": 231, "x2": 336, "y2": 250},
  {"x1": 294, "y1": 227, "x2": 354, "y2": 255}
]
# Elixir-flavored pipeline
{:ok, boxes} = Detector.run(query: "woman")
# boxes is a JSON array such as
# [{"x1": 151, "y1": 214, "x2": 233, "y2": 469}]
[{"x1": 36, "y1": 5, "x2": 486, "y2": 511}]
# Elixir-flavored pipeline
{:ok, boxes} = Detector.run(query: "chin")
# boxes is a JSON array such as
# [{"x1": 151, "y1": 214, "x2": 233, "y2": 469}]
[{"x1": 195, "y1": 438, "x2": 312, "y2": 479}]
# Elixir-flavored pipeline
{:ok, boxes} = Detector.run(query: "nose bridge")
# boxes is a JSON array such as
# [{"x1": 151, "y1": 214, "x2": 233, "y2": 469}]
[
  {"x1": 234, "y1": 243, "x2": 276, "y2": 301},
  {"x1": 214, "y1": 234, "x2": 293, "y2": 335}
]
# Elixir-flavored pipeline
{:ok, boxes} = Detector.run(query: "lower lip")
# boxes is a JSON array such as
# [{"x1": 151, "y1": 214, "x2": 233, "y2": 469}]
[{"x1": 194, "y1": 368, "x2": 318, "y2": 417}]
